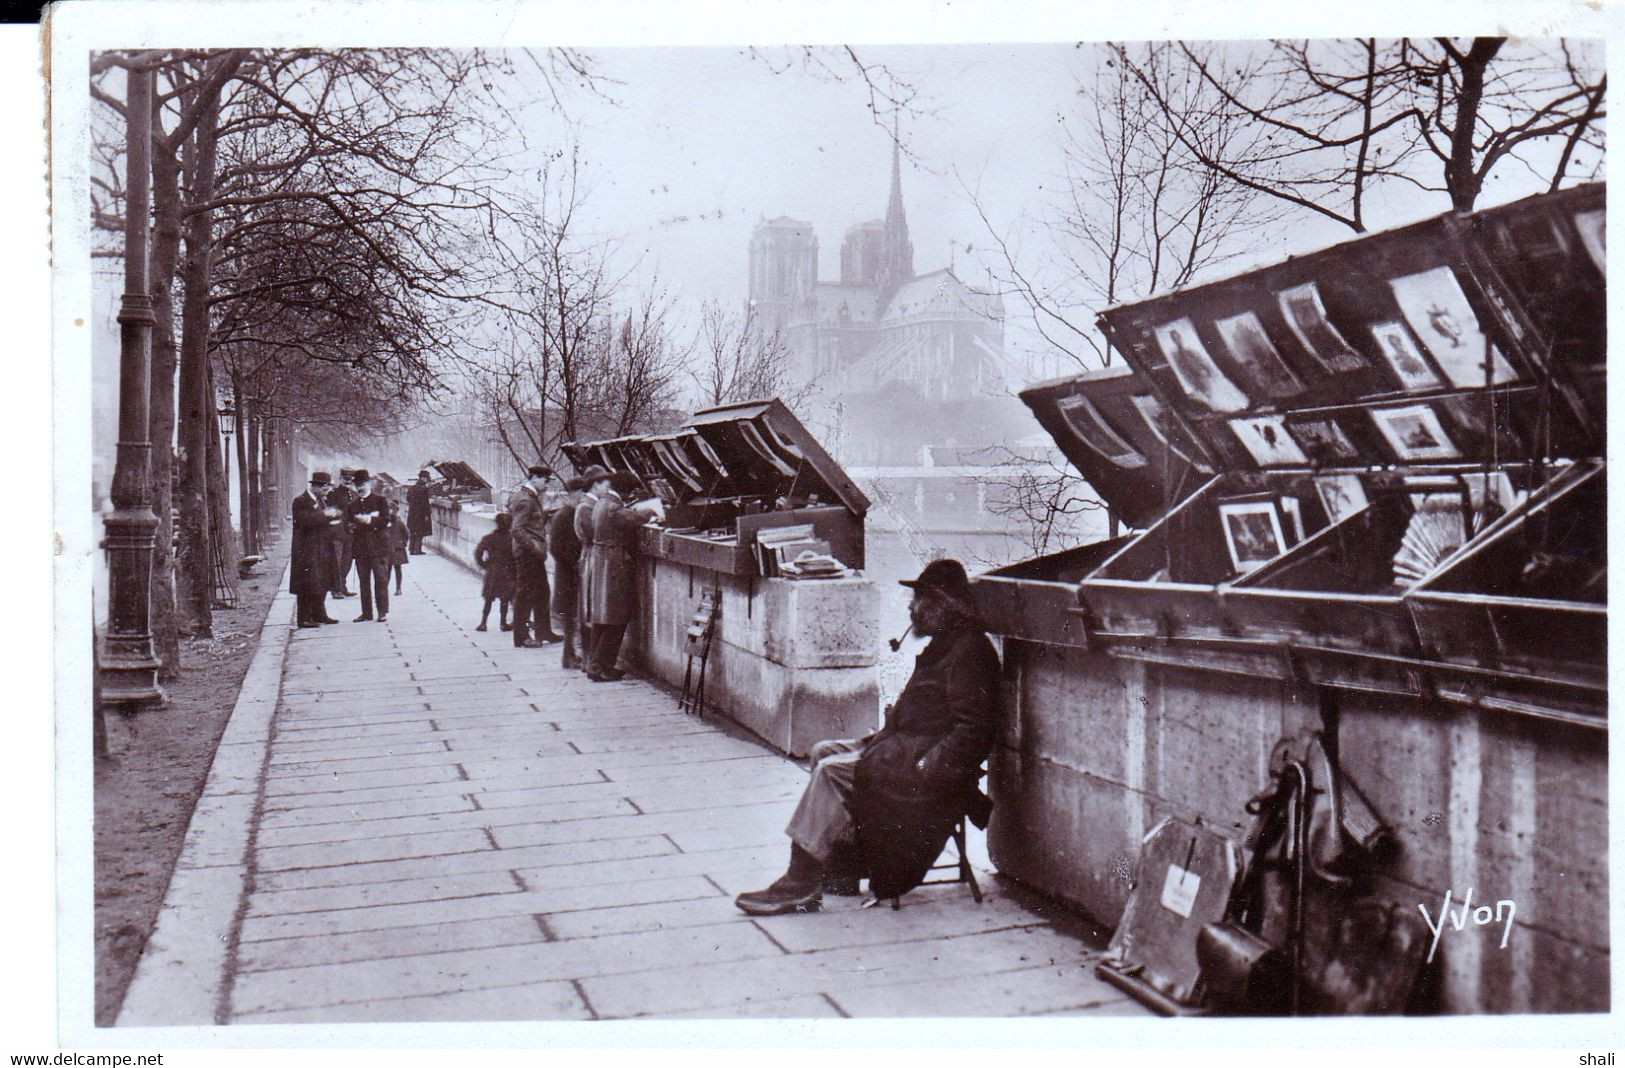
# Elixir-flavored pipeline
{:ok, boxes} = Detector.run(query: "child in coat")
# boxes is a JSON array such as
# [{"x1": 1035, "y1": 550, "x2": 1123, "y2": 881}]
[
  {"x1": 474, "y1": 511, "x2": 516, "y2": 632},
  {"x1": 386, "y1": 500, "x2": 410, "y2": 595}
]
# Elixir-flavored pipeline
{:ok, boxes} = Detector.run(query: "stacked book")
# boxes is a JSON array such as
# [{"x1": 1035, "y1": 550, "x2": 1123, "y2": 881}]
[
  {"x1": 779, "y1": 549, "x2": 849, "y2": 579},
  {"x1": 753, "y1": 524, "x2": 842, "y2": 578}
]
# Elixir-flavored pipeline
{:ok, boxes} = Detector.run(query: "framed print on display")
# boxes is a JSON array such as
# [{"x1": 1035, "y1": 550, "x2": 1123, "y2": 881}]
[
  {"x1": 1130, "y1": 393, "x2": 1213, "y2": 472},
  {"x1": 1315, "y1": 473, "x2": 1370, "y2": 524},
  {"x1": 1214, "y1": 311, "x2": 1304, "y2": 399},
  {"x1": 1277, "y1": 282, "x2": 1366, "y2": 373},
  {"x1": 1369, "y1": 320, "x2": 1442, "y2": 390},
  {"x1": 1218, "y1": 498, "x2": 1288, "y2": 575},
  {"x1": 1151, "y1": 318, "x2": 1251, "y2": 413},
  {"x1": 1286, "y1": 416, "x2": 1360, "y2": 464},
  {"x1": 1370, "y1": 403, "x2": 1462, "y2": 462},
  {"x1": 1388, "y1": 266, "x2": 1519, "y2": 387},
  {"x1": 1057, "y1": 394, "x2": 1147, "y2": 467},
  {"x1": 1228, "y1": 414, "x2": 1310, "y2": 467}
]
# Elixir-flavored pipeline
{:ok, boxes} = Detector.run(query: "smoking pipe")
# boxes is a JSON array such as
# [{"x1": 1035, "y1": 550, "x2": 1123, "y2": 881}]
[{"x1": 887, "y1": 624, "x2": 913, "y2": 652}]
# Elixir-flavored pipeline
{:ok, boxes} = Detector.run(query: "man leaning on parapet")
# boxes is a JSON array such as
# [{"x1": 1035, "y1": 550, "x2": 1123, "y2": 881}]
[{"x1": 735, "y1": 558, "x2": 1000, "y2": 915}]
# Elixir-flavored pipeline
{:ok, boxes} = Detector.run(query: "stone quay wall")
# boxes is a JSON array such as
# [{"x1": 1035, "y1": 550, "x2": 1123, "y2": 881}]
[
  {"x1": 986, "y1": 639, "x2": 1608, "y2": 1015},
  {"x1": 428, "y1": 503, "x2": 882, "y2": 758}
]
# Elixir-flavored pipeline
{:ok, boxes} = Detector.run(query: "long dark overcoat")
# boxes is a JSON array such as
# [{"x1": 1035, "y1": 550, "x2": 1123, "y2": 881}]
[
  {"x1": 289, "y1": 490, "x2": 334, "y2": 595},
  {"x1": 348, "y1": 492, "x2": 392, "y2": 560},
  {"x1": 507, "y1": 483, "x2": 549, "y2": 563},
  {"x1": 853, "y1": 624, "x2": 1001, "y2": 898},
  {"x1": 549, "y1": 493, "x2": 582, "y2": 617},
  {"x1": 474, "y1": 528, "x2": 514, "y2": 600},
  {"x1": 573, "y1": 494, "x2": 598, "y2": 624},
  {"x1": 587, "y1": 493, "x2": 653, "y2": 626},
  {"x1": 406, "y1": 483, "x2": 433, "y2": 537}
]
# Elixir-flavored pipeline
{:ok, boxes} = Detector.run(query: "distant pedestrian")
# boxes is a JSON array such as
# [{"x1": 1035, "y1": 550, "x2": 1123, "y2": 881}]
[
  {"x1": 291, "y1": 471, "x2": 343, "y2": 628},
  {"x1": 347, "y1": 468, "x2": 392, "y2": 622},
  {"x1": 474, "y1": 511, "x2": 515, "y2": 632},
  {"x1": 586, "y1": 470, "x2": 660, "y2": 681},
  {"x1": 386, "y1": 499, "x2": 409, "y2": 596},
  {"x1": 406, "y1": 470, "x2": 433, "y2": 554},
  {"x1": 508, "y1": 463, "x2": 561, "y2": 648},
  {"x1": 573, "y1": 466, "x2": 610, "y2": 672}
]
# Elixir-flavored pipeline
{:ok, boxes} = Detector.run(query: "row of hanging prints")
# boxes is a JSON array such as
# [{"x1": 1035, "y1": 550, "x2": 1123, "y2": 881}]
[{"x1": 1142, "y1": 205, "x2": 1602, "y2": 470}]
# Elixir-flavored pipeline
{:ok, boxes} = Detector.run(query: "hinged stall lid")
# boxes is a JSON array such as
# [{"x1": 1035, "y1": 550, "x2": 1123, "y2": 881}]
[
  {"x1": 1095, "y1": 185, "x2": 1603, "y2": 479},
  {"x1": 685, "y1": 398, "x2": 871, "y2": 516},
  {"x1": 1018, "y1": 364, "x2": 1212, "y2": 530}
]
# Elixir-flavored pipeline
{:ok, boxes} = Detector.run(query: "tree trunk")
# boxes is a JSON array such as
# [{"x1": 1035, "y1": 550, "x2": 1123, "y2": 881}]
[
  {"x1": 147, "y1": 121, "x2": 184, "y2": 675},
  {"x1": 175, "y1": 89, "x2": 224, "y2": 633},
  {"x1": 1446, "y1": 38, "x2": 1505, "y2": 213},
  {"x1": 234, "y1": 377, "x2": 253, "y2": 555},
  {"x1": 246, "y1": 402, "x2": 263, "y2": 553}
]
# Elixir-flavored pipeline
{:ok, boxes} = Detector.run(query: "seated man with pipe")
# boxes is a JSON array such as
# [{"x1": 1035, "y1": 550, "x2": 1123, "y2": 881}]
[{"x1": 735, "y1": 558, "x2": 1000, "y2": 916}]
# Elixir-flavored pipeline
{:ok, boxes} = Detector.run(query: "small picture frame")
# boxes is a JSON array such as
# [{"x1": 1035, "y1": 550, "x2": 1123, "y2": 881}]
[
  {"x1": 1277, "y1": 282, "x2": 1366, "y2": 373},
  {"x1": 1315, "y1": 473, "x2": 1370, "y2": 524},
  {"x1": 1214, "y1": 311, "x2": 1304, "y2": 399},
  {"x1": 1218, "y1": 498, "x2": 1288, "y2": 575},
  {"x1": 1286, "y1": 416, "x2": 1360, "y2": 464},
  {"x1": 1370, "y1": 403, "x2": 1462, "y2": 462},
  {"x1": 1369, "y1": 320, "x2": 1442, "y2": 390},
  {"x1": 1058, "y1": 393, "x2": 1147, "y2": 468},
  {"x1": 1130, "y1": 393, "x2": 1214, "y2": 472},
  {"x1": 1228, "y1": 414, "x2": 1309, "y2": 467},
  {"x1": 1152, "y1": 318, "x2": 1251, "y2": 413}
]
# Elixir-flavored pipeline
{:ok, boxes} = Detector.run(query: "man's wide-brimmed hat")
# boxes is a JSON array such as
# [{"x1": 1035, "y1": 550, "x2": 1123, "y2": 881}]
[
  {"x1": 607, "y1": 470, "x2": 644, "y2": 495},
  {"x1": 899, "y1": 558, "x2": 983, "y2": 624},
  {"x1": 350, "y1": 468, "x2": 371, "y2": 484},
  {"x1": 417, "y1": 469, "x2": 430, "y2": 480},
  {"x1": 339, "y1": 466, "x2": 356, "y2": 477},
  {"x1": 579, "y1": 464, "x2": 611, "y2": 485},
  {"x1": 527, "y1": 463, "x2": 553, "y2": 478},
  {"x1": 310, "y1": 471, "x2": 332, "y2": 486}
]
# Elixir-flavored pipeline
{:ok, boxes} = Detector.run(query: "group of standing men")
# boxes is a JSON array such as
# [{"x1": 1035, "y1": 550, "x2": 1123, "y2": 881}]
[
  {"x1": 502, "y1": 463, "x2": 661, "y2": 682},
  {"x1": 290, "y1": 466, "x2": 427, "y2": 629}
]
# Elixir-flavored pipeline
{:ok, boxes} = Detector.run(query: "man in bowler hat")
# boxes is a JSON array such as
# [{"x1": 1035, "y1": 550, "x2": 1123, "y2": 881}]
[
  {"x1": 573, "y1": 465, "x2": 611, "y2": 672},
  {"x1": 586, "y1": 470, "x2": 660, "y2": 681},
  {"x1": 734, "y1": 558, "x2": 1000, "y2": 915},
  {"x1": 406, "y1": 469, "x2": 433, "y2": 554},
  {"x1": 508, "y1": 463, "x2": 562, "y2": 648},
  {"x1": 326, "y1": 467, "x2": 357, "y2": 598},
  {"x1": 346, "y1": 468, "x2": 394, "y2": 622},
  {"x1": 290, "y1": 471, "x2": 343, "y2": 628}
]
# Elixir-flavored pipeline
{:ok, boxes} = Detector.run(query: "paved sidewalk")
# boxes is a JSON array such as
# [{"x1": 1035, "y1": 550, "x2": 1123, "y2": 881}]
[{"x1": 131, "y1": 551, "x2": 1143, "y2": 1024}]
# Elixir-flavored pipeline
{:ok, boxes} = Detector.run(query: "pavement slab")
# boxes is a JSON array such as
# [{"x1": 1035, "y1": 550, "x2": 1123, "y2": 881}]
[{"x1": 119, "y1": 551, "x2": 1144, "y2": 1027}]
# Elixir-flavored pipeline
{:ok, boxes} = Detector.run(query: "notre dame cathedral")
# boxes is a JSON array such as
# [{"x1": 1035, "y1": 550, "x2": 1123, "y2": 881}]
[{"x1": 746, "y1": 141, "x2": 1031, "y2": 468}]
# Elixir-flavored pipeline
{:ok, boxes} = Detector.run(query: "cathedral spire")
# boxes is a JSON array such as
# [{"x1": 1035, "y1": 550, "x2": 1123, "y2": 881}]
[{"x1": 879, "y1": 123, "x2": 914, "y2": 300}]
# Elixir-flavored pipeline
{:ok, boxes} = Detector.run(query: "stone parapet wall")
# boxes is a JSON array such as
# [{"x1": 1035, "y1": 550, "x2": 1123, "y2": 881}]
[
  {"x1": 987, "y1": 639, "x2": 1609, "y2": 1015},
  {"x1": 428, "y1": 504, "x2": 883, "y2": 758}
]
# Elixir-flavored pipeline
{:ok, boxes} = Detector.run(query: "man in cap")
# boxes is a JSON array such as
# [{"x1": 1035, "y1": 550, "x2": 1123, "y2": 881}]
[
  {"x1": 346, "y1": 468, "x2": 393, "y2": 622},
  {"x1": 586, "y1": 470, "x2": 661, "y2": 681},
  {"x1": 326, "y1": 467, "x2": 358, "y2": 598},
  {"x1": 573, "y1": 465, "x2": 611, "y2": 672},
  {"x1": 406, "y1": 469, "x2": 434, "y2": 555},
  {"x1": 290, "y1": 471, "x2": 343, "y2": 628},
  {"x1": 734, "y1": 558, "x2": 1000, "y2": 915},
  {"x1": 508, "y1": 463, "x2": 562, "y2": 648}
]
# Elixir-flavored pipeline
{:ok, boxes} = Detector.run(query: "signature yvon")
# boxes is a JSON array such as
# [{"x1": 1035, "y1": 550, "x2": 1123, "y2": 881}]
[{"x1": 1418, "y1": 888, "x2": 1516, "y2": 964}]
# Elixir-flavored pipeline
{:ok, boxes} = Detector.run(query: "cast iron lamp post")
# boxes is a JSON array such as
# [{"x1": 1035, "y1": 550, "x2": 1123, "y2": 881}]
[{"x1": 99, "y1": 57, "x2": 163, "y2": 711}]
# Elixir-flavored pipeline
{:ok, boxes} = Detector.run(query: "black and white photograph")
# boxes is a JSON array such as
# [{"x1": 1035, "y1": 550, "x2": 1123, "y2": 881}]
[
  {"x1": 1152, "y1": 317, "x2": 1252, "y2": 413},
  {"x1": 37, "y1": 2, "x2": 1618, "y2": 1058},
  {"x1": 1370, "y1": 403, "x2": 1464, "y2": 462},
  {"x1": 1228, "y1": 414, "x2": 1311, "y2": 467},
  {"x1": 1217, "y1": 498, "x2": 1288, "y2": 574},
  {"x1": 1369, "y1": 320, "x2": 1444, "y2": 391},
  {"x1": 1276, "y1": 281, "x2": 1368, "y2": 373},
  {"x1": 1214, "y1": 310, "x2": 1305, "y2": 399}
]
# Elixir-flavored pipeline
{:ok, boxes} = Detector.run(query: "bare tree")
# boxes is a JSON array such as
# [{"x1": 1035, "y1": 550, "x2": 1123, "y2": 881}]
[
  {"x1": 1116, "y1": 37, "x2": 1606, "y2": 231},
  {"x1": 689, "y1": 298, "x2": 805, "y2": 408},
  {"x1": 972, "y1": 445, "x2": 1110, "y2": 559}
]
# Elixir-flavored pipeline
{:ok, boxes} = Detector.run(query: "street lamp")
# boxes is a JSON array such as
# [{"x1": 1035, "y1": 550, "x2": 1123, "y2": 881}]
[{"x1": 218, "y1": 397, "x2": 236, "y2": 438}]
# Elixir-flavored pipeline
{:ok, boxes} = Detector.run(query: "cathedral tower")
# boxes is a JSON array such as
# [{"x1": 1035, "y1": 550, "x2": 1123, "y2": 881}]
[{"x1": 875, "y1": 139, "x2": 914, "y2": 302}]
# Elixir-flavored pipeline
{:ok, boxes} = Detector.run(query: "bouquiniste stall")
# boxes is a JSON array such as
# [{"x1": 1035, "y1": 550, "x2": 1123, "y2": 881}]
[
  {"x1": 971, "y1": 184, "x2": 1606, "y2": 1014},
  {"x1": 564, "y1": 398, "x2": 881, "y2": 757}
]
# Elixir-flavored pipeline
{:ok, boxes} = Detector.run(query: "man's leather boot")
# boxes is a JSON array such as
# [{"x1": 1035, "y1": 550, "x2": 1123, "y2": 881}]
[{"x1": 734, "y1": 843, "x2": 823, "y2": 916}]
